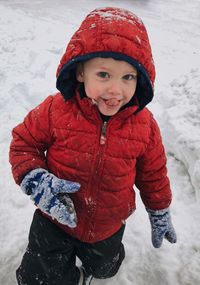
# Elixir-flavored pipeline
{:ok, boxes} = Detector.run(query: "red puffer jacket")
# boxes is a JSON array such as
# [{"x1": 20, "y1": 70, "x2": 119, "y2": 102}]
[
  {"x1": 10, "y1": 92, "x2": 171, "y2": 242},
  {"x1": 9, "y1": 7, "x2": 172, "y2": 242}
]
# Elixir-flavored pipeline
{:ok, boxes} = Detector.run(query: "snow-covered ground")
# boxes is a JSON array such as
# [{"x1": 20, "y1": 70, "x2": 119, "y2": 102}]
[{"x1": 0, "y1": 1, "x2": 200, "y2": 284}]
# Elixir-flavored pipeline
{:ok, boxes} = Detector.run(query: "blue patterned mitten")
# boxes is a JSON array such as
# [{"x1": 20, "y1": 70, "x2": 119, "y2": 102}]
[
  {"x1": 21, "y1": 168, "x2": 80, "y2": 228},
  {"x1": 146, "y1": 208, "x2": 177, "y2": 248}
]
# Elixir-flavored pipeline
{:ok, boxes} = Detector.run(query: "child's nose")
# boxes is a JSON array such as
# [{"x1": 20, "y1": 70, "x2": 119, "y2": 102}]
[{"x1": 107, "y1": 80, "x2": 122, "y2": 95}]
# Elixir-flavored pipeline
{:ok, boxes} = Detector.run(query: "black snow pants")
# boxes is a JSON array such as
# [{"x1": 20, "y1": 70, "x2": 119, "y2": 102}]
[{"x1": 16, "y1": 209, "x2": 125, "y2": 285}]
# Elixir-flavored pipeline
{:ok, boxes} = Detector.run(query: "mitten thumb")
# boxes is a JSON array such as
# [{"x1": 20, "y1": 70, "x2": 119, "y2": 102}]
[
  {"x1": 165, "y1": 225, "x2": 177, "y2": 244},
  {"x1": 52, "y1": 176, "x2": 81, "y2": 194}
]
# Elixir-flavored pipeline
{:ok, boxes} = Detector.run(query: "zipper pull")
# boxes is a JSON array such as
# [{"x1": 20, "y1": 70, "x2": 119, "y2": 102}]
[{"x1": 100, "y1": 121, "x2": 107, "y2": 145}]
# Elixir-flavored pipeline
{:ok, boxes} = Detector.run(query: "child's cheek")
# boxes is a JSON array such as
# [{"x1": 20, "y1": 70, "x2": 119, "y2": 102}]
[{"x1": 85, "y1": 86, "x2": 100, "y2": 100}]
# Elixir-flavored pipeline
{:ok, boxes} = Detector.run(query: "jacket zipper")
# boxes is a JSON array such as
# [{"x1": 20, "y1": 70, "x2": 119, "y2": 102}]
[
  {"x1": 100, "y1": 121, "x2": 107, "y2": 145},
  {"x1": 85, "y1": 121, "x2": 108, "y2": 241},
  {"x1": 95, "y1": 121, "x2": 107, "y2": 174}
]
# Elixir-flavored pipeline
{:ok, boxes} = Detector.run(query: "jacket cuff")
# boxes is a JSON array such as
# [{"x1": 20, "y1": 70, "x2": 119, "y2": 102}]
[{"x1": 146, "y1": 207, "x2": 169, "y2": 215}]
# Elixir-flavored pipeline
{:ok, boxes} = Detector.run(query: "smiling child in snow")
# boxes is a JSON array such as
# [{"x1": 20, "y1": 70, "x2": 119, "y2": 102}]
[{"x1": 9, "y1": 7, "x2": 177, "y2": 285}]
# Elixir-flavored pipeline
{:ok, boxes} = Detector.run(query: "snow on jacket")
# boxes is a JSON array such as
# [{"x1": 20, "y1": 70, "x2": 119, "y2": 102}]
[{"x1": 9, "y1": 7, "x2": 172, "y2": 243}]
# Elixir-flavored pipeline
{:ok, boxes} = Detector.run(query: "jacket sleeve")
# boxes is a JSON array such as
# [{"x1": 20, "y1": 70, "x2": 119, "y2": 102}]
[
  {"x1": 9, "y1": 96, "x2": 54, "y2": 185},
  {"x1": 135, "y1": 116, "x2": 172, "y2": 210}
]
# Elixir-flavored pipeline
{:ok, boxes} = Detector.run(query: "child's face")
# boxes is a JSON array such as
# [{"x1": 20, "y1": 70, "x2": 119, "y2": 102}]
[{"x1": 76, "y1": 58, "x2": 137, "y2": 116}]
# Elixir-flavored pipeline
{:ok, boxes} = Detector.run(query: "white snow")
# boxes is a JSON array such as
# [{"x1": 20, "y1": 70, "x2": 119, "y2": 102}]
[{"x1": 0, "y1": 0, "x2": 200, "y2": 284}]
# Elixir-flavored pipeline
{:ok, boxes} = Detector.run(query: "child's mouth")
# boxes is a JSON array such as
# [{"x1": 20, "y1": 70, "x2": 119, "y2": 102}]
[{"x1": 102, "y1": 98, "x2": 121, "y2": 107}]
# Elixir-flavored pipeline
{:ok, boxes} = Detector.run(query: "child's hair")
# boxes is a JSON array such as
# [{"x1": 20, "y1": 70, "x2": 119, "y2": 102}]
[{"x1": 56, "y1": 7, "x2": 155, "y2": 111}]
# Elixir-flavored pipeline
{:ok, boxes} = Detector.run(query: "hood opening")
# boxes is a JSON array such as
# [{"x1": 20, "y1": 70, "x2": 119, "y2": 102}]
[{"x1": 56, "y1": 51, "x2": 154, "y2": 111}]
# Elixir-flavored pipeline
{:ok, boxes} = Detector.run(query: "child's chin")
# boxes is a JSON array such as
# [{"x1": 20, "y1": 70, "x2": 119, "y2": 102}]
[{"x1": 97, "y1": 100, "x2": 122, "y2": 116}]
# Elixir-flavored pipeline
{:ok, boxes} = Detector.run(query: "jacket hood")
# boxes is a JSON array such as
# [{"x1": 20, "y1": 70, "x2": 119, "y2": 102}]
[{"x1": 56, "y1": 7, "x2": 156, "y2": 110}]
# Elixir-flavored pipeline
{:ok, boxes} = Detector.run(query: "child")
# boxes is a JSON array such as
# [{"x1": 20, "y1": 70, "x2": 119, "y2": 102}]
[{"x1": 9, "y1": 7, "x2": 177, "y2": 285}]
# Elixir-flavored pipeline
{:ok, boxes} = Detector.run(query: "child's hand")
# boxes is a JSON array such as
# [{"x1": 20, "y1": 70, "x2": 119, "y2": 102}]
[
  {"x1": 21, "y1": 168, "x2": 80, "y2": 228},
  {"x1": 146, "y1": 208, "x2": 177, "y2": 248}
]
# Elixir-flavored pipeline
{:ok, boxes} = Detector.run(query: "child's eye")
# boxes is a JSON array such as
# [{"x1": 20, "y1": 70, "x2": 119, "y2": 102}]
[
  {"x1": 97, "y1": 72, "x2": 109, "y2": 78},
  {"x1": 123, "y1": 74, "x2": 137, "y2": 81}
]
